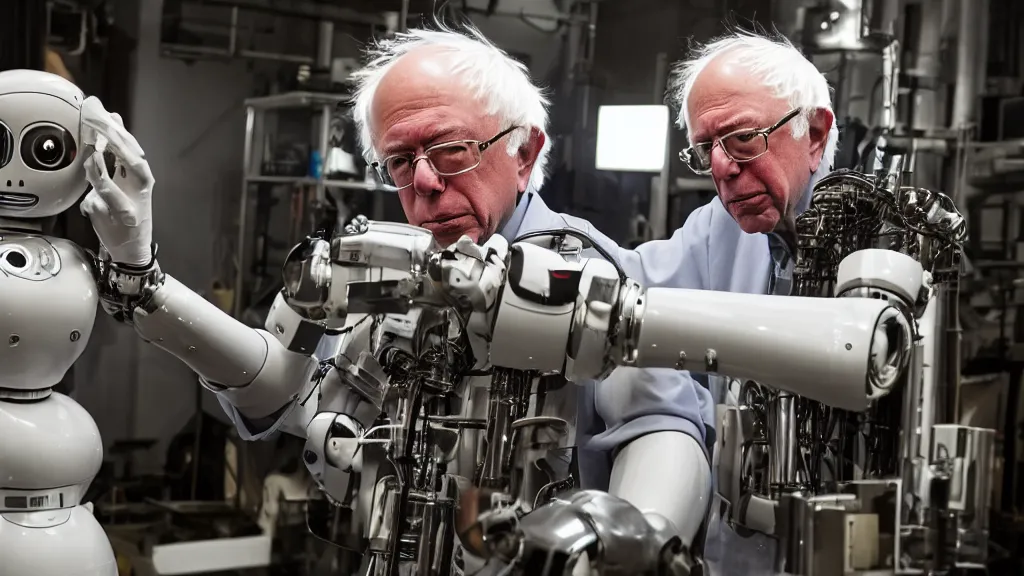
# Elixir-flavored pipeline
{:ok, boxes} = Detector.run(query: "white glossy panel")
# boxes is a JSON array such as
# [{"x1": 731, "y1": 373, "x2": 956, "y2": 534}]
[
  {"x1": 836, "y1": 248, "x2": 924, "y2": 304},
  {"x1": 633, "y1": 288, "x2": 894, "y2": 411},
  {"x1": 0, "y1": 234, "x2": 97, "y2": 390}
]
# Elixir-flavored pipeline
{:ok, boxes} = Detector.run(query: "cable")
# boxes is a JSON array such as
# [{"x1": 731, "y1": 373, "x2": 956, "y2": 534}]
[{"x1": 512, "y1": 228, "x2": 627, "y2": 283}]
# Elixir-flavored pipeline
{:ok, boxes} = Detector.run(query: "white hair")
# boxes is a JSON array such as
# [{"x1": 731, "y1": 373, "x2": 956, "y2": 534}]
[
  {"x1": 350, "y1": 24, "x2": 552, "y2": 194},
  {"x1": 666, "y1": 30, "x2": 840, "y2": 185}
]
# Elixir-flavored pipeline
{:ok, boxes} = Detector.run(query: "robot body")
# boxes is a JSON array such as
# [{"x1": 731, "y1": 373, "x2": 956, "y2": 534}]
[
  {"x1": 0, "y1": 233, "x2": 97, "y2": 392},
  {"x1": 0, "y1": 71, "x2": 117, "y2": 576}
]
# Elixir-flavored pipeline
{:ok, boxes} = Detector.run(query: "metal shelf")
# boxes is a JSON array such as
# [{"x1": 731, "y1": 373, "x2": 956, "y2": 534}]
[
  {"x1": 244, "y1": 175, "x2": 394, "y2": 192},
  {"x1": 234, "y1": 90, "x2": 390, "y2": 318},
  {"x1": 243, "y1": 91, "x2": 351, "y2": 111}
]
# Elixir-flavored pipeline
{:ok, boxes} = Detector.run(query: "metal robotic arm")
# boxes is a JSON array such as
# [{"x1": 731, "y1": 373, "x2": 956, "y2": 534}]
[
  {"x1": 292, "y1": 220, "x2": 911, "y2": 414},
  {"x1": 485, "y1": 241, "x2": 911, "y2": 412},
  {"x1": 278, "y1": 219, "x2": 913, "y2": 576},
  {"x1": 97, "y1": 260, "x2": 327, "y2": 428}
]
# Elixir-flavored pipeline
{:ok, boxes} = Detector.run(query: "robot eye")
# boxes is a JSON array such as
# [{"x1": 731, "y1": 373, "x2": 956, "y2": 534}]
[
  {"x1": 20, "y1": 123, "x2": 77, "y2": 172},
  {"x1": 0, "y1": 122, "x2": 13, "y2": 169}
]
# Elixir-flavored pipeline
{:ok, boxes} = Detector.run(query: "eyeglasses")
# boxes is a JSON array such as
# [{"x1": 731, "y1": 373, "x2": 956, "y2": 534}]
[
  {"x1": 372, "y1": 126, "x2": 520, "y2": 190},
  {"x1": 679, "y1": 108, "x2": 802, "y2": 175}
]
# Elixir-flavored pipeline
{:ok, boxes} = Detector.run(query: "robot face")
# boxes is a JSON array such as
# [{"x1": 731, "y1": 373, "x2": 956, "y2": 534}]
[{"x1": 0, "y1": 70, "x2": 87, "y2": 219}]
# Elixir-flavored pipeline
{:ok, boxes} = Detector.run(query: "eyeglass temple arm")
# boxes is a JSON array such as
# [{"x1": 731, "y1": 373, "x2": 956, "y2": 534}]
[
  {"x1": 479, "y1": 126, "x2": 521, "y2": 152},
  {"x1": 766, "y1": 108, "x2": 802, "y2": 134}
]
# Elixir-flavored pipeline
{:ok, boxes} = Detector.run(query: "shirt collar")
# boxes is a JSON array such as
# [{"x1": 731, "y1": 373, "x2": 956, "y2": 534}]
[{"x1": 499, "y1": 192, "x2": 534, "y2": 242}]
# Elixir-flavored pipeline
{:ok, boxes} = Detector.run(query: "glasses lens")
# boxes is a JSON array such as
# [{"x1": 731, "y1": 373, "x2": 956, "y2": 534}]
[
  {"x1": 682, "y1": 143, "x2": 712, "y2": 174},
  {"x1": 722, "y1": 131, "x2": 767, "y2": 161},
  {"x1": 428, "y1": 142, "x2": 480, "y2": 176},
  {"x1": 383, "y1": 156, "x2": 413, "y2": 188}
]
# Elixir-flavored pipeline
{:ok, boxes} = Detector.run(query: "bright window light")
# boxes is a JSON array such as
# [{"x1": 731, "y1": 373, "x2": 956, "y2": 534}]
[{"x1": 595, "y1": 105, "x2": 670, "y2": 172}]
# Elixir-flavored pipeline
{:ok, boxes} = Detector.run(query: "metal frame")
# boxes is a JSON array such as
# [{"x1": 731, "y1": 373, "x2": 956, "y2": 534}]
[{"x1": 232, "y1": 91, "x2": 392, "y2": 318}]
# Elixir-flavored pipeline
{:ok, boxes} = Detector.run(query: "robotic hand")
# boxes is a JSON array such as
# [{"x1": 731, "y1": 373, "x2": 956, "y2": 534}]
[{"x1": 79, "y1": 97, "x2": 154, "y2": 268}]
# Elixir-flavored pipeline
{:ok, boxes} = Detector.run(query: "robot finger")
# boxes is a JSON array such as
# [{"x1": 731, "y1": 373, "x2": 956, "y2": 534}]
[
  {"x1": 79, "y1": 190, "x2": 113, "y2": 222},
  {"x1": 81, "y1": 96, "x2": 146, "y2": 167},
  {"x1": 84, "y1": 149, "x2": 138, "y2": 226}
]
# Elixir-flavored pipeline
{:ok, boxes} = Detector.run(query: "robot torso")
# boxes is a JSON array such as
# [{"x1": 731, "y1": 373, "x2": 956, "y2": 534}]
[{"x1": 0, "y1": 232, "x2": 98, "y2": 391}]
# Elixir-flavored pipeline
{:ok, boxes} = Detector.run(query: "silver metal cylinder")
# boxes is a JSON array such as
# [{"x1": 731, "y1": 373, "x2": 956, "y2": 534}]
[
  {"x1": 769, "y1": 394, "x2": 801, "y2": 490},
  {"x1": 951, "y1": 0, "x2": 985, "y2": 128},
  {"x1": 316, "y1": 20, "x2": 334, "y2": 68}
]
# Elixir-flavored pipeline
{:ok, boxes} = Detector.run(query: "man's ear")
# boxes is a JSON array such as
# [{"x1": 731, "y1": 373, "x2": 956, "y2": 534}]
[
  {"x1": 806, "y1": 107, "x2": 834, "y2": 172},
  {"x1": 516, "y1": 127, "x2": 546, "y2": 193}
]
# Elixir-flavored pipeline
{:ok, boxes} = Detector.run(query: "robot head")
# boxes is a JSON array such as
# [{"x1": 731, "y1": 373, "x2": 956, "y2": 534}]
[{"x1": 0, "y1": 70, "x2": 87, "y2": 219}]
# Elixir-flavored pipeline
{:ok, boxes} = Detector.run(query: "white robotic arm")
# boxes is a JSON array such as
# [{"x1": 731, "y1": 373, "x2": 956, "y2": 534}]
[{"x1": 450, "y1": 236, "x2": 911, "y2": 413}]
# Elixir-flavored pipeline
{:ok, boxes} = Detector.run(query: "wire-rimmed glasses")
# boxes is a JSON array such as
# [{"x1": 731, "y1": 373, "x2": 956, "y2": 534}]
[
  {"x1": 679, "y1": 108, "x2": 802, "y2": 175},
  {"x1": 372, "y1": 126, "x2": 520, "y2": 190}
]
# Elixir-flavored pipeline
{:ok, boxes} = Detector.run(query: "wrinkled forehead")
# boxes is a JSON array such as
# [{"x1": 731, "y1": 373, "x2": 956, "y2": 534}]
[
  {"x1": 370, "y1": 50, "x2": 495, "y2": 150},
  {"x1": 686, "y1": 54, "x2": 788, "y2": 139}
]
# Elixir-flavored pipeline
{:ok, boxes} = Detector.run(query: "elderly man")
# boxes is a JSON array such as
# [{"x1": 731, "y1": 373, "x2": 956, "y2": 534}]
[
  {"x1": 349, "y1": 25, "x2": 713, "y2": 548},
  {"x1": 611, "y1": 31, "x2": 838, "y2": 574}
]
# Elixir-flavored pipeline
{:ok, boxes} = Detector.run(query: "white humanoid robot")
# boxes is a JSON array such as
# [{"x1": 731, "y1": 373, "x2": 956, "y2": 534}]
[
  {"x1": 0, "y1": 70, "x2": 914, "y2": 576},
  {"x1": 0, "y1": 70, "x2": 120, "y2": 576}
]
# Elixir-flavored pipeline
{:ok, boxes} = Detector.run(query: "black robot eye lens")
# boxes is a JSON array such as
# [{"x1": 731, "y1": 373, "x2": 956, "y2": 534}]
[
  {"x1": 0, "y1": 122, "x2": 13, "y2": 169},
  {"x1": 33, "y1": 134, "x2": 63, "y2": 167},
  {"x1": 20, "y1": 123, "x2": 76, "y2": 172}
]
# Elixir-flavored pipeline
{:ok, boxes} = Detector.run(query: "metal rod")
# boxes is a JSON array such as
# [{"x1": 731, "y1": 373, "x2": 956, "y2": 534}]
[
  {"x1": 951, "y1": 0, "x2": 984, "y2": 128},
  {"x1": 460, "y1": 6, "x2": 587, "y2": 23},
  {"x1": 233, "y1": 106, "x2": 256, "y2": 318},
  {"x1": 650, "y1": 52, "x2": 670, "y2": 240},
  {"x1": 228, "y1": 6, "x2": 238, "y2": 55},
  {"x1": 316, "y1": 20, "x2": 333, "y2": 68},
  {"x1": 201, "y1": 0, "x2": 384, "y2": 26},
  {"x1": 161, "y1": 42, "x2": 315, "y2": 64},
  {"x1": 769, "y1": 394, "x2": 800, "y2": 490},
  {"x1": 399, "y1": 0, "x2": 410, "y2": 33},
  {"x1": 580, "y1": 1, "x2": 598, "y2": 131}
]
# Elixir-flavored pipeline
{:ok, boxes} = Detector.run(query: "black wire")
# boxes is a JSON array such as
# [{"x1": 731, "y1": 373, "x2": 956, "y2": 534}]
[{"x1": 512, "y1": 228, "x2": 628, "y2": 283}]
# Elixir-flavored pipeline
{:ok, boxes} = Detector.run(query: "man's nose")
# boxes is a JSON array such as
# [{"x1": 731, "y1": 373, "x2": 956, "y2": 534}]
[
  {"x1": 710, "y1": 145, "x2": 740, "y2": 180},
  {"x1": 412, "y1": 158, "x2": 445, "y2": 196}
]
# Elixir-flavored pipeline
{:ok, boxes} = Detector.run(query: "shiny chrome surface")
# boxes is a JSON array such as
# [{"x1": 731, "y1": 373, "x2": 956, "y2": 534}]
[
  {"x1": 324, "y1": 299, "x2": 577, "y2": 576},
  {"x1": 726, "y1": 168, "x2": 989, "y2": 575}
]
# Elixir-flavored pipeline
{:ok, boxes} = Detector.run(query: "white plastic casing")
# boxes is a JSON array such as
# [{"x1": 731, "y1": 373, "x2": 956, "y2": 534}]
[
  {"x1": 0, "y1": 234, "x2": 97, "y2": 391},
  {"x1": 631, "y1": 288, "x2": 897, "y2": 411},
  {"x1": 836, "y1": 248, "x2": 924, "y2": 304},
  {"x1": 0, "y1": 393, "x2": 103, "y2": 511},
  {"x1": 489, "y1": 244, "x2": 579, "y2": 372},
  {"x1": 0, "y1": 506, "x2": 117, "y2": 575},
  {"x1": 0, "y1": 70, "x2": 89, "y2": 219}
]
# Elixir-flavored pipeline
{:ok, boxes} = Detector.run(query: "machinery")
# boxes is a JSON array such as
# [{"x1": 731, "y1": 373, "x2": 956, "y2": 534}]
[
  {"x1": 713, "y1": 43, "x2": 994, "y2": 576},
  {"x1": 0, "y1": 68, "x2": 968, "y2": 576},
  {"x1": 249, "y1": 215, "x2": 913, "y2": 576},
  {"x1": 0, "y1": 68, "x2": 913, "y2": 574}
]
